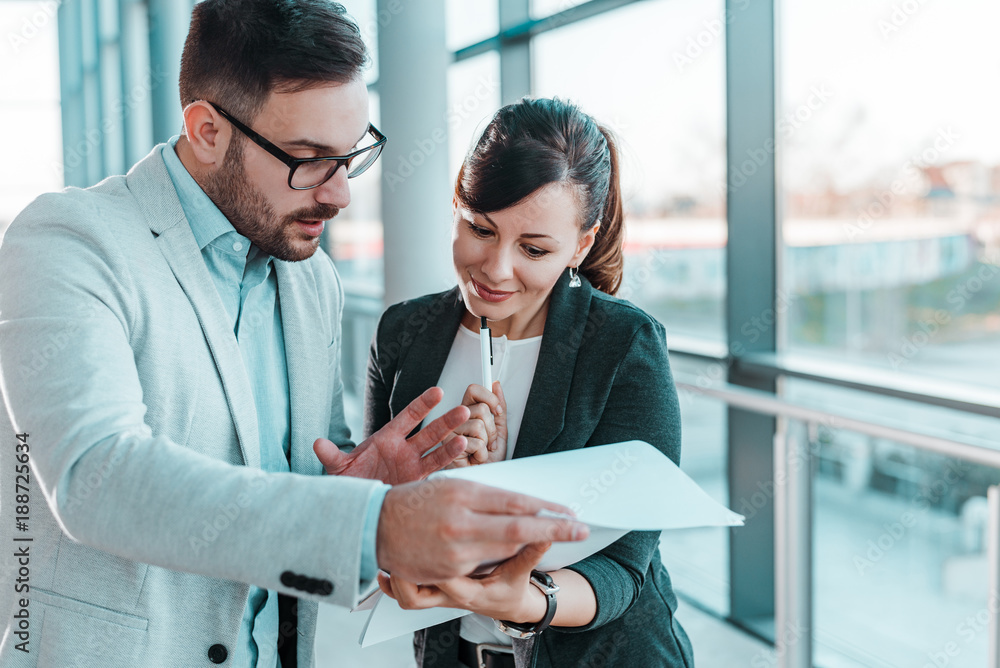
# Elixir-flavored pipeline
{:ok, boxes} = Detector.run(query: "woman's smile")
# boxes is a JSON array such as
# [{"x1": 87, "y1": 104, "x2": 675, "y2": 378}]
[{"x1": 470, "y1": 277, "x2": 515, "y2": 303}]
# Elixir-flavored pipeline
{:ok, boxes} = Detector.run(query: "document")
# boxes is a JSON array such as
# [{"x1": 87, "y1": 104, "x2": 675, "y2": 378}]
[{"x1": 353, "y1": 440, "x2": 744, "y2": 647}]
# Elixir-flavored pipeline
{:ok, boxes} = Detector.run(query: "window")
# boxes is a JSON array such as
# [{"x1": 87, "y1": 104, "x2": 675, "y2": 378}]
[
  {"x1": 533, "y1": 0, "x2": 727, "y2": 343},
  {"x1": 446, "y1": 0, "x2": 498, "y2": 51},
  {"x1": 0, "y1": 1, "x2": 63, "y2": 237},
  {"x1": 781, "y1": 0, "x2": 1000, "y2": 388}
]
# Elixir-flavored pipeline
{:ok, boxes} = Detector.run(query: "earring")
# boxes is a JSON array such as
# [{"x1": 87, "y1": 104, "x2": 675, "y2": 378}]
[{"x1": 568, "y1": 266, "x2": 581, "y2": 288}]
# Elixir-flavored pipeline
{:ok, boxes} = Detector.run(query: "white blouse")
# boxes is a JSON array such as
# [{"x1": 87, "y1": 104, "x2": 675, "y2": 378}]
[
  {"x1": 421, "y1": 322, "x2": 543, "y2": 646},
  {"x1": 423, "y1": 323, "x2": 542, "y2": 463}
]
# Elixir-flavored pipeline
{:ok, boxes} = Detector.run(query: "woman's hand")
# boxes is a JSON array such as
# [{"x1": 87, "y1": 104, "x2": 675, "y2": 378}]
[
  {"x1": 377, "y1": 541, "x2": 551, "y2": 624},
  {"x1": 444, "y1": 381, "x2": 508, "y2": 468}
]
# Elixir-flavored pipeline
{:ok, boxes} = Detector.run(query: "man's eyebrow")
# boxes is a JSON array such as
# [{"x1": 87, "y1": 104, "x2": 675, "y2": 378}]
[
  {"x1": 283, "y1": 128, "x2": 369, "y2": 155},
  {"x1": 284, "y1": 139, "x2": 337, "y2": 153}
]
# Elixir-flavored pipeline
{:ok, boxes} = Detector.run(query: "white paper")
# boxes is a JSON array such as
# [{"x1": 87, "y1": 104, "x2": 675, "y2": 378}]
[{"x1": 355, "y1": 440, "x2": 743, "y2": 647}]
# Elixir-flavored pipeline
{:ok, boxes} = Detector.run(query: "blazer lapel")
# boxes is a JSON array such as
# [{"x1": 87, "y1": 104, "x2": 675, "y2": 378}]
[
  {"x1": 274, "y1": 261, "x2": 328, "y2": 475},
  {"x1": 388, "y1": 288, "x2": 465, "y2": 421},
  {"x1": 512, "y1": 271, "x2": 593, "y2": 459},
  {"x1": 127, "y1": 145, "x2": 260, "y2": 469}
]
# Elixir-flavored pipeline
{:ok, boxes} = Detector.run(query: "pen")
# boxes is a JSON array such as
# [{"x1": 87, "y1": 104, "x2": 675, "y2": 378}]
[{"x1": 480, "y1": 316, "x2": 493, "y2": 389}]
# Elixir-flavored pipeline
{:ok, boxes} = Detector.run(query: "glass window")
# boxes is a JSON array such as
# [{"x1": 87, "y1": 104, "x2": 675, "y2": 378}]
[
  {"x1": 782, "y1": 378, "x2": 1000, "y2": 667},
  {"x1": 446, "y1": 0, "x2": 498, "y2": 52},
  {"x1": 0, "y1": 1, "x2": 63, "y2": 235},
  {"x1": 341, "y1": 0, "x2": 379, "y2": 85},
  {"x1": 781, "y1": 5, "x2": 1000, "y2": 663},
  {"x1": 447, "y1": 51, "x2": 501, "y2": 183},
  {"x1": 666, "y1": 356, "x2": 732, "y2": 616},
  {"x1": 325, "y1": 90, "x2": 383, "y2": 418},
  {"x1": 781, "y1": 0, "x2": 1000, "y2": 388},
  {"x1": 530, "y1": 0, "x2": 588, "y2": 20},
  {"x1": 325, "y1": 90, "x2": 384, "y2": 292},
  {"x1": 532, "y1": 0, "x2": 727, "y2": 343}
]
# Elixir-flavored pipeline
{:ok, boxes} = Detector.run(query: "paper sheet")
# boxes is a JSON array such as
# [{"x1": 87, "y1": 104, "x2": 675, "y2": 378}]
[{"x1": 354, "y1": 440, "x2": 743, "y2": 647}]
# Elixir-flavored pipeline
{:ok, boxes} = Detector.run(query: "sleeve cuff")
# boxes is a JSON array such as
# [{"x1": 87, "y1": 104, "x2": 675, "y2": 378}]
[{"x1": 360, "y1": 484, "x2": 390, "y2": 583}]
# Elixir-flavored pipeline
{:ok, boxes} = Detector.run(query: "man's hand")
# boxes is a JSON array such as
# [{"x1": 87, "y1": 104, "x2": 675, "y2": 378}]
[
  {"x1": 313, "y1": 387, "x2": 470, "y2": 485},
  {"x1": 375, "y1": 478, "x2": 589, "y2": 583}
]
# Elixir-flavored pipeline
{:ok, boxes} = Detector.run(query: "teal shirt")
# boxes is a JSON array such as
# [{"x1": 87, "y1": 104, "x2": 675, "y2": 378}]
[
  {"x1": 162, "y1": 138, "x2": 384, "y2": 667},
  {"x1": 162, "y1": 137, "x2": 289, "y2": 668}
]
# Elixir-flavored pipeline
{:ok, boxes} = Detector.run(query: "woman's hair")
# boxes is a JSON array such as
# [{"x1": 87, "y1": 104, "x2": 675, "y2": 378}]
[
  {"x1": 179, "y1": 0, "x2": 368, "y2": 125},
  {"x1": 455, "y1": 98, "x2": 625, "y2": 295}
]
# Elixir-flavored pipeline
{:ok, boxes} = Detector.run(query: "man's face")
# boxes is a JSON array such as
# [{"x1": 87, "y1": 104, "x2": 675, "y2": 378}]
[{"x1": 202, "y1": 78, "x2": 371, "y2": 262}]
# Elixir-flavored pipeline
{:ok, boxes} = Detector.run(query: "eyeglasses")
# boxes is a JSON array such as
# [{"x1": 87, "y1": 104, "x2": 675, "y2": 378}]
[{"x1": 205, "y1": 101, "x2": 387, "y2": 190}]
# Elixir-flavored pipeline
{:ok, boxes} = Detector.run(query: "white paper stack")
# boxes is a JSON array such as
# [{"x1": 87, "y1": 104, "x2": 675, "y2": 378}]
[{"x1": 352, "y1": 440, "x2": 743, "y2": 647}]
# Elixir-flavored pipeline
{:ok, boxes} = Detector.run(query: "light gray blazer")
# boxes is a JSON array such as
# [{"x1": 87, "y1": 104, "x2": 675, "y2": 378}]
[{"x1": 0, "y1": 145, "x2": 381, "y2": 666}]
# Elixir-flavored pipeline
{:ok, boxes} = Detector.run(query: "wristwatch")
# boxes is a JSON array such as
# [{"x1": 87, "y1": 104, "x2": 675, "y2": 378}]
[{"x1": 494, "y1": 571, "x2": 559, "y2": 639}]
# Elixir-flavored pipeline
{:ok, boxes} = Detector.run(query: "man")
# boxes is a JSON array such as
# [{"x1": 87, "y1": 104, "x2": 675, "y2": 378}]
[{"x1": 0, "y1": 1, "x2": 585, "y2": 665}]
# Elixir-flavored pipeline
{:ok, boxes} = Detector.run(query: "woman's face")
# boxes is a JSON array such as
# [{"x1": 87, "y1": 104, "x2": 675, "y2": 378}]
[{"x1": 452, "y1": 182, "x2": 598, "y2": 338}]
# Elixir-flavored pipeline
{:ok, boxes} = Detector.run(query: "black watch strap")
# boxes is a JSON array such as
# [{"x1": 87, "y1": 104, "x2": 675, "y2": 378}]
[{"x1": 495, "y1": 570, "x2": 559, "y2": 639}]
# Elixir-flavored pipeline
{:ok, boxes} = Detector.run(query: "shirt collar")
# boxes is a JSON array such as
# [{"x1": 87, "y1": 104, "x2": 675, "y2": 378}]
[{"x1": 161, "y1": 135, "x2": 251, "y2": 253}]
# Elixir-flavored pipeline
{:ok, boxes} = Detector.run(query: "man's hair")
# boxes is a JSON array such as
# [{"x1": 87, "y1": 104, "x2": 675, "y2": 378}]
[{"x1": 179, "y1": 0, "x2": 368, "y2": 124}]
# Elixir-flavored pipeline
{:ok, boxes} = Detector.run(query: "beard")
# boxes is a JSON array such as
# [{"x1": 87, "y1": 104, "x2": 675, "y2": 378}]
[{"x1": 201, "y1": 136, "x2": 339, "y2": 262}]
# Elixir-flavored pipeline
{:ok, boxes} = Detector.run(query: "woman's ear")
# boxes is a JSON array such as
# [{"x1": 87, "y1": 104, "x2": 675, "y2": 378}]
[{"x1": 570, "y1": 221, "x2": 601, "y2": 267}]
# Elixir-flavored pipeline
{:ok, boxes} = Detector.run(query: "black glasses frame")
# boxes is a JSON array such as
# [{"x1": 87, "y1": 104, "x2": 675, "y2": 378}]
[{"x1": 205, "y1": 101, "x2": 387, "y2": 190}]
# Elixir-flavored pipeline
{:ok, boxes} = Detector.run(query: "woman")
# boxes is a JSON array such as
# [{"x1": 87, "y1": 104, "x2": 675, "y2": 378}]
[{"x1": 364, "y1": 98, "x2": 693, "y2": 668}]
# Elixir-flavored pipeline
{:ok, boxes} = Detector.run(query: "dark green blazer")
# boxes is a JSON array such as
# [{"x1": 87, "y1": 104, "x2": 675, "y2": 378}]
[{"x1": 364, "y1": 272, "x2": 694, "y2": 668}]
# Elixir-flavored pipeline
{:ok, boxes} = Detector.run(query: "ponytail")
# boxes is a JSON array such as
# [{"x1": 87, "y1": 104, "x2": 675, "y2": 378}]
[{"x1": 578, "y1": 126, "x2": 625, "y2": 296}]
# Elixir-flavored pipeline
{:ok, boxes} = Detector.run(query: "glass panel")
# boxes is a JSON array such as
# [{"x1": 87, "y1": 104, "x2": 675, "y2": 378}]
[
  {"x1": 340, "y1": 0, "x2": 379, "y2": 85},
  {"x1": 783, "y1": 379, "x2": 999, "y2": 666},
  {"x1": 530, "y1": 0, "x2": 588, "y2": 20},
  {"x1": 447, "y1": 50, "x2": 501, "y2": 182},
  {"x1": 532, "y1": 0, "x2": 727, "y2": 343},
  {"x1": 781, "y1": 0, "x2": 1000, "y2": 387},
  {"x1": 446, "y1": 0, "x2": 499, "y2": 52},
  {"x1": 0, "y1": 1, "x2": 63, "y2": 234},
  {"x1": 814, "y1": 426, "x2": 997, "y2": 667},
  {"x1": 326, "y1": 90, "x2": 383, "y2": 421},
  {"x1": 665, "y1": 356, "x2": 731, "y2": 616},
  {"x1": 326, "y1": 90, "x2": 383, "y2": 292}
]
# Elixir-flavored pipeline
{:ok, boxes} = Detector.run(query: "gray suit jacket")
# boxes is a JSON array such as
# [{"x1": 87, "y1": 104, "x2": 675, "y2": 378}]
[
  {"x1": 365, "y1": 273, "x2": 695, "y2": 668},
  {"x1": 0, "y1": 145, "x2": 381, "y2": 666}
]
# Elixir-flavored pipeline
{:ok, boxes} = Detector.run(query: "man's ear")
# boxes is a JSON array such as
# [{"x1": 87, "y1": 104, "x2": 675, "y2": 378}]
[
  {"x1": 570, "y1": 222, "x2": 601, "y2": 267},
  {"x1": 182, "y1": 101, "x2": 230, "y2": 168}
]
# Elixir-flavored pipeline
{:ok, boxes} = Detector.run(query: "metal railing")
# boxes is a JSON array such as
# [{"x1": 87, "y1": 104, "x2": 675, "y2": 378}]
[{"x1": 676, "y1": 376, "x2": 1000, "y2": 668}]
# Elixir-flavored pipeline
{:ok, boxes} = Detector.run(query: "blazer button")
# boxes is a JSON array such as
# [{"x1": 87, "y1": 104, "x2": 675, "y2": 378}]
[
  {"x1": 208, "y1": 643, "x2": 228, "y2": 663},
  {"x1": 281, "y1": 570, "x2": 334, "y2": 596}
]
